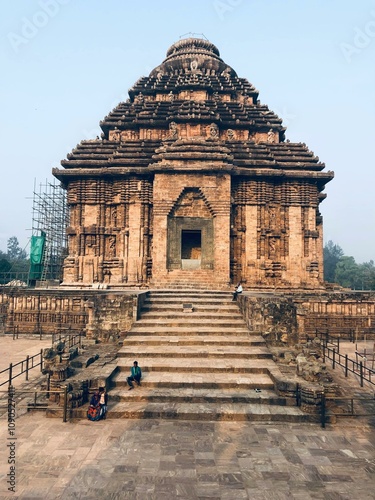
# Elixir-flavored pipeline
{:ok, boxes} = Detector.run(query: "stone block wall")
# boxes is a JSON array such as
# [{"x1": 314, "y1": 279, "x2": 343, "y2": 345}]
[
  {"x1": 237, "y1": 291, "x2": 375, "y2": 344},
  {"x1": 0, "y1": 289, "x2": 146, "y2": 341},
  {"x1": 295, "y1": 291, "x2": 375, "y2": 338}
]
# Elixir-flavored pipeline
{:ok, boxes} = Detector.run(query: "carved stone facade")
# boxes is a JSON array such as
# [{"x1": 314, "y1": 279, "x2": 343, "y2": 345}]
[
  {"x1": 0, "y1": 289, "x2": 143, "y2": 340},
  {"x1": 53, "y1": 38, "x2": 333, "y2": 289}
]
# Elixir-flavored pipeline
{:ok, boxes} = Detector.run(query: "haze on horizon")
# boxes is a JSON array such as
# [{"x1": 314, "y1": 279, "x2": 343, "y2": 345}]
[{"x1": 1, "y1": 0, "x2": 374, "y2": 263}]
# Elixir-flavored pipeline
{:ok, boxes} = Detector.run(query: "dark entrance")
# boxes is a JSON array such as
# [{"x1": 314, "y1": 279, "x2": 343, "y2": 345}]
[
  {"x1": 181, "y1": 230, "x2": 201, "y2": 259},
  {"x1": 181, "y1": 230, "x2": 201, "y2": 269},
  {"x1": 167, "y1": 217, "x2": 214, "y2": 270}
]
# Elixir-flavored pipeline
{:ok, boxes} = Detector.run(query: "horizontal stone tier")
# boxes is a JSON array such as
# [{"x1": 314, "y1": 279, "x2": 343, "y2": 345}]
[
  {"x1": 61, "y1": 138, "x2": 326, "y2": 175},
  {"x1": 129, "y1": 74, "x2": 257, "y2": 96},
  {"x1": 108, "y1": 387, "x2": 293, "y2": 405}
]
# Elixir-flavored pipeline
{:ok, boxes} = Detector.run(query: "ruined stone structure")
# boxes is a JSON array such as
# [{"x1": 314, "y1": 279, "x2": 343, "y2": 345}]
[{"x1": 53, "y1": 38, "x2": 333, "y2": 289}]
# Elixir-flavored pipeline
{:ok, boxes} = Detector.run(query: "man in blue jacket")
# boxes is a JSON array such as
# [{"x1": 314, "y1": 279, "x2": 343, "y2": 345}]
[{"x1": 127, "y1": 360, "x2": 142, "y2": 390}]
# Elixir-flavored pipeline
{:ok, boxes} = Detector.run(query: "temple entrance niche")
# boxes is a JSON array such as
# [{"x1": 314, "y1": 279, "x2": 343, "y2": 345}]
[
  {"x1": 167, "y1": 188, "x2": 214, "y2": 271},
  {"x1": 181, "y1": 230, "x2": 201, "y2": 269}
]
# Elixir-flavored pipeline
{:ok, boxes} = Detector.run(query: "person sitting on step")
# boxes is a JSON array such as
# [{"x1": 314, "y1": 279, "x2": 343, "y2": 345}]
[
  {"x1": 127, "y1": 360, "x2": 142, "y2": 390},
  {"x1": 232, "y1": 282, "x2": 243, "y2": 301},
  {"x1": 99, "y1": 387, "x2": 108, "y2": 419}
]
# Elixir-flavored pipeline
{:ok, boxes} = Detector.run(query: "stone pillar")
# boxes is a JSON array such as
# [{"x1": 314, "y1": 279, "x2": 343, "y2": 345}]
[
  {"x1": 127, "y1": 201, "x2": 142, "y2": 284},
  {"x1": 245, "y1": 205, "x2": 258, "y2": 284},
  {"x1": 288, "y1": 206, "x2": 304, "y2": 286}
]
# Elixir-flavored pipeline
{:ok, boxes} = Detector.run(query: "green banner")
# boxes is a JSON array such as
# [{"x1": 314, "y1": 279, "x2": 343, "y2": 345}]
[
  {"x1": 30, "y1": 235, "x2": 45, "y2": 265},
  {"x1": 28, "y1": 233, "x2": 46, "y2": 281}
]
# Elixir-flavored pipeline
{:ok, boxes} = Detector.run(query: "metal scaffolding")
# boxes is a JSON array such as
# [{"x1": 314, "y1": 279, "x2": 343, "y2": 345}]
[{"x1": 29, "y1": 179, "x2": 68, "y2": 285}]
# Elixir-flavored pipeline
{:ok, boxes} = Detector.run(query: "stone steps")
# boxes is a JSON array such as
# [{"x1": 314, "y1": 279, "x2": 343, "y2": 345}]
[
  {"x1": 141, "y1": 305, "x2": 239, "y2": 313},
  {"x1": 71, "y1": 401, "x2": 311, "y2": 423},
  {"x1": 116, "y1": 356, "x2": 274, "y2": 371},
  {"x1": 102, "y1": 290, "x2": 303, "y2": 422},
  {"x1": 121, "y1": 335, "x2": 266, "y2": 346},
  {"x1": 112, "y1": 371, "x2": 274, "y2": 389},
  {"x1": 108, "y1": 387, "x2": 295, "y2": 405},
  {"x1": 142, "y1": 308, "x2": 243, "y2": 322},
  {"x1": 126, "y1": 327, "x2": 251, "y2": 336},
  {"x1": 131, "y1": 319, "x2": 247, "y2": 328},
  {"x1": 143, "y1": 295, "x2": 233, "y2": 303},
  {"x1": 116, "y1": 346, "x2": 271, "y2": 359}
]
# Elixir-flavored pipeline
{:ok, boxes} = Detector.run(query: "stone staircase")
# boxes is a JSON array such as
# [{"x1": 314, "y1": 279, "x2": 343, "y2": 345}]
[
  {"x1": 107, "y1": 290, "x2": 310, "y2": 422},
  {"x1": 150, "y1": 270, "x2": 227, "y2": 289}
]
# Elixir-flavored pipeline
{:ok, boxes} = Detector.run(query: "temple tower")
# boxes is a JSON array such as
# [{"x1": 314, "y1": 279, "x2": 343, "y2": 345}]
[{"x1": 53, "y1": 38, "x2": 333, "y2": 289}]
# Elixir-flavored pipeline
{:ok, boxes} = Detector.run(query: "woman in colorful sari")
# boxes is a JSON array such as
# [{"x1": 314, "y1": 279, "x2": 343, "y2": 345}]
[{"x1": 87, "y1": 390, "x2": 101, "y2": 421}]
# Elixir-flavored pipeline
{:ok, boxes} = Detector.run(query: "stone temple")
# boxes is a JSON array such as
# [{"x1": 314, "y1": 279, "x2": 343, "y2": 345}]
[
  {"x1": 2, "y1": 39, "x2": 375, "y2": 425},
  {"x1": 53, "y1": 37, "x2": 333, "y2": 290}
]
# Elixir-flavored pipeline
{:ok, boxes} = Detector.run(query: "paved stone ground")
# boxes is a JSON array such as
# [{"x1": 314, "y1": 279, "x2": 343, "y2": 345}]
[
  {"x1": 1, "y1": 337, "x2": 375, "y2": 499},
  {"x1": 0, "y1": 336, "x2": 51, "y2": 389},
  {"x1": 0, "y1": 411, "x2": 375, "y2": 499}
]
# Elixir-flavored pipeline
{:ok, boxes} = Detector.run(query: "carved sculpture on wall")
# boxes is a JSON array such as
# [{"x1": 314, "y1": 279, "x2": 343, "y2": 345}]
[
  {"x1": 85, "y1": 235, "x2": 96, "y2": 256},
  {"x1": 227, "y1": 129, "x2": 235, "y2": 140},
  {"x1": 169, "y1": 121, "x2": 178, "y2": 140},
  {"x1": 108, "y1": 235, "x2": 116, "y2": 258},
  {"x1": 267, "y1": 129, "x2": 276, "y2": 143},
  {"x1": 121, "y1": 130, "x2": 138, "y2": 141},
  {"x1": 135, "y1": 92, "x2": 144, "y2": 104},
  {"x1": 111, "y1": 128, "x2": 121, "y2": 142},
  {"x1": 111, "y1": 206, "x2": 117, "y2": 226},
  {"x1": 190, "y1": 60, "x2": 198, "y2": 71},
  {"x1": 209, "y1": 123, "x2": 219, "y2": 140},
  {"x1": 268, "y1": 236, "x2": 279, "y2": 259}
]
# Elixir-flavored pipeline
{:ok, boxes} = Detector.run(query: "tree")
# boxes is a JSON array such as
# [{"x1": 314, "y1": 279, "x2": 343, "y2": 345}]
[
  {"x1": 335, "y1": 256, "x2": 361, "y2": 289},
  {"x1": 7, "y1": 236, "x2": 26, "y2": 260},
  {"x1": 323, "y1": 240, "x2": 344, "y2": 282},
  {"x1": 0, "y1": 258, "x2": 11, "y2": 284},
  {"x1": 358, "y1": 260, "x2": 375, "y2": 290}
]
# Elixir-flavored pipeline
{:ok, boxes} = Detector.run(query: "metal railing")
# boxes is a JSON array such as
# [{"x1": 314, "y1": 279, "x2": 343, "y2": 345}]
[
  {"x1": 51, "y1": 333, "x2": 83, "y2": 349},
  {"x1": 320, "y1": 394, "x2": 375, "y2": 428},
  {"x1": 305, "y1": 331, "x2": 375, "y2": 426},
  {"x1": 0, "y1": 333, "x2": 83, "y2": 388},
  {"x1": 0, "y1": 386, "x2": 69, "y2": 422},
  {"x1": 0, "y1": 350, "x2": 44, "y2": 388},
  {"x1": 321, "y1": 340, "x2": 375, "y2": 388}
]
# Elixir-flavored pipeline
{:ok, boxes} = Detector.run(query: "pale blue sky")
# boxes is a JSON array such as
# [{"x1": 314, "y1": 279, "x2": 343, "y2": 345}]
[{"x1": 1, "y1": 0, "x2": 374, "y2": 262}]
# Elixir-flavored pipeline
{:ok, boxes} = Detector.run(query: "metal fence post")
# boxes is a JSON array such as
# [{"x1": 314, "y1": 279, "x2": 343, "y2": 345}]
[
  {"x1": 332, "y1": 349, "x2": 335, "y2": 369},
  {"x1": 8, "y1": 363, "x2": 13, "y2": 388},
  {"x1": 345, "y1": 354, "x2": 348, "y2": 377},
  {"x1": 360, "y1": 361, "x2": 364, "y2": 387},
  {"x1": 40, "y1": 349, "x2": 43, "y2": 372},
  {"x1": 26, "y1": 355, "x2": 29, "y2": 381},
  {"x1": 63, "y1": 385, "x2": 68, "y2": 423}
]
